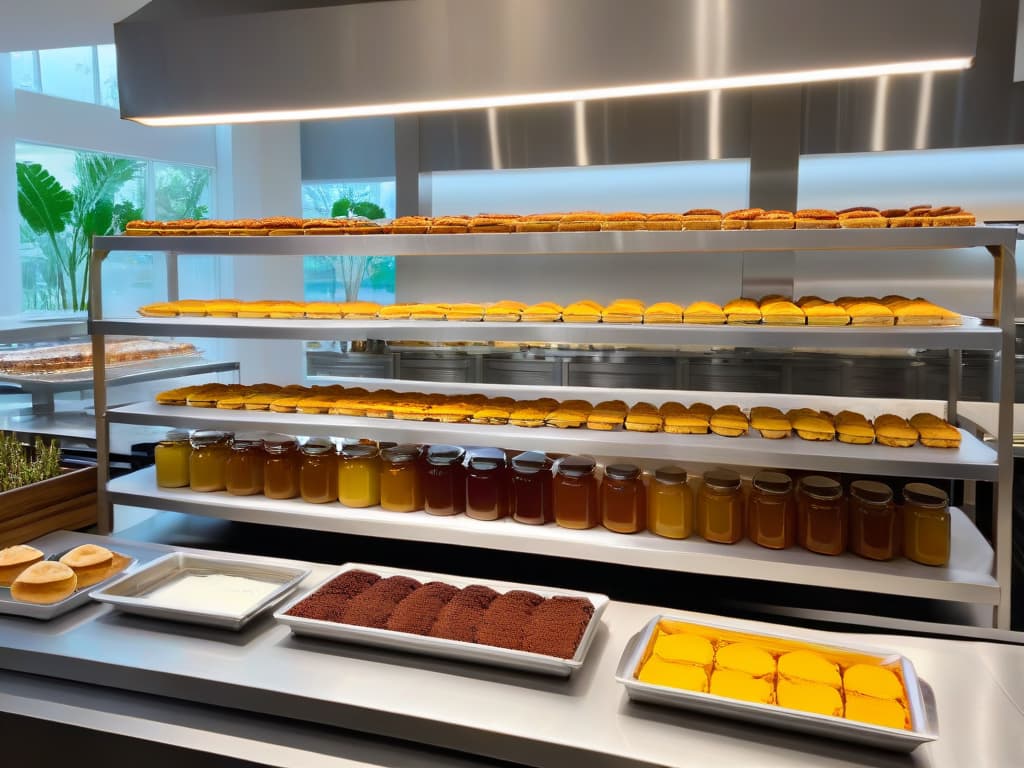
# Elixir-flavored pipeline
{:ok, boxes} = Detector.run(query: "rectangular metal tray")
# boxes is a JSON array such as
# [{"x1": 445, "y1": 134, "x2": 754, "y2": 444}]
[
  {"x1": 0, "y1": 549, "x2": 136, "y2": 620},
  {"x1": 275, "y1": 562, "x2": 609, "y2": 677},
  {"x1": 615, "y1": 614, "x2": 938, "y2": 753},
  {"x1": 91, "y1": 552, "x2": 310, "y2": 631}
]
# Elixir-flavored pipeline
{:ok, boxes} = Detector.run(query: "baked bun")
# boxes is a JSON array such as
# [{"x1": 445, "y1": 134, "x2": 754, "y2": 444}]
[
  {"x1": 11, "y1": 561, "x2": 77, "y2": 604},
  {"x1": 59, "y1": 544, "x2": 114, "y2": 588},
  {"x1": 0, "y1": 545, "x2": 44, "y2": 587}
]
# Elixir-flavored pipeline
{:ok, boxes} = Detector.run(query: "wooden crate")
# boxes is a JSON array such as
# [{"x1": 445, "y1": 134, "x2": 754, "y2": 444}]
[{"x1": 0, "y1": 466, "x2": 97, "y2": 548}]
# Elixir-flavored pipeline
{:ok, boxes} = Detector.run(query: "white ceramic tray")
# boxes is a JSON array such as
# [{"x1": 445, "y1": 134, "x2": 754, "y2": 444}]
[
  {"x1": 615, "y1": 614, "x2": 938, "y2": 753},
  {"x1": 275, "y1": 562, "x2": 609, "y2": 677},
  {"x1": 91, "y1": 552, "x2": 310, "y2": 631},
  {"x1": 0, "y1": 548, "x2": 136, "y2": 620}
]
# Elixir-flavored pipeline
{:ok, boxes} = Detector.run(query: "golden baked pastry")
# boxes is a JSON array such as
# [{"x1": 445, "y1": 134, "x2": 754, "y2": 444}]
[
  {"x1": 269, "y1": 394, "x2": 306, "y2": 413},
  {"x1": 470, "y1": 397, "x2": 514, "y2": 425},
  {"x1": 777, "y1": 679, "x2": 844, "y2": 718},
  {"x1": 562, "y1": 300, "x2": 604, "y2": 323},
  {"x1": 300, "y1": 302, "x2": 342, "y2": 319},
  {"x1": 710, "y1": 669, "x2": 775, "y2": 704},
  {"x1": 660, "y1": 402, "x2": 710, "y2": 434},
  {"x1": 645, "y1": 213, "x2": 685, "y2": 231},
  {"x1": 587, "y1": 399, "x2": 628, "y2": 430},
  {"x1": 749, "y1": 406, "x2": 790, "y2": 439},
  {"x1": 514, "y1": 213, "x2": 564, "y2": 233},
  {"x1": 837, "y1": 298, "x2": 894, "y2": 326},
  {"x1": 722, "y1": 208, "x2": 764, "y2": 230},
  {"x1": 601, "y1": 212, "x2": 647, "y2": 231},
  {"x1": 339, "y1": 301, "x2": 383, "y2": 320},
  {"x1": 547, "y1": 399, "x2": 593, "y2": 429},
  {"x1": 637, "y1": 657, "x2": 710, "y2": 691},
  {"x1": 625, "y1": 402, "x2": 663, "y2": 433},
  {"x1": 155, "y1": 385, "x2": 201, "y2": 406},
  {"x1": 835, "y1": 410, "x2": 875, "y2": 445},
  {"x1": 174, "y1": 299, "x2": 208, "y2": 317},
  {"x1": 777, "y1": 650, "x2": 841, "y2": 689},
  {"x1": 236, "y1": 301, "x2": 272, "y2": 318},
  {"x1": 59, "y1": 544, "x2": 113, "y2": 589},
  {"x1": 557, "y1": 212, "x2": 604, "y2": 232},
  {"x1": 468, "y1": 214, "x2": 519, "y2": 233},
  {"x1": 138, "y1": 302, "x2": 179, "y2": 317},
  {"x1": 447, "y1": 303, "x2": 485, "y2": 321},
  {"x1": 643, "y1": 301, "x2": 684, "y2": 324},
  {"x1": 844, "y1": 693, "x2": 910, "y2": 730},
  {"x1": 787, "y1": 408, "x2": 835, "y2": 441},
  {"x1": 760, "y1": 297, "x2": 805, "y2": 325},
  {"x1": 715, "y1": 642, "x2": 776, "y2": 679},
  {"x1": 710, "y1": 405, "x2": 749, "y2": 437},
  {"x1": 887, "y1": 206, "x2": 929, "y2": 228},
  {"x1": 923, "y1": 206, "x2": 976, "y2": 227},
  {"x1": 749, "y1": 210, "x2": 795, "y2": 230},
  {"x1": 683, "y1": 301, "x2": 725, "y2": 324},
  {"x1": 391, "y1": 216, "x2": 432, "y2": 234},
  {"x1": 185, "y1": 384, "x2": 233, "y2": 408},
  {"x1": 844, "y1": 664, "x2": 906, "y2": 702},
  {"x1": 521, "y1": 302, "x2": 562, "y2": 322},
  {"x1": 484, "y1": 300, "x2": 526, "y2": 322},
  {"x1": 651, "y1": 632, "x2": 715, "y2": 670},
  {"x1": 203, "y1": 299, "x2": 242, "y2": 317},
  {"x1": 603, "y1": 299, "x2": 645, "y2": 324},
  {"x1": 429, "y1": 215, "x2": 470, "y2": 234},
  {"x1": 427, "y1": 398, "x2": 476, "y2": 423},
  {"x1": 0, "y1": 545, "x2": 44, "y2": 587},
  {"x1": 375, "y1": 303, "x2": 414, "y2": 320},
  {"x1": 509, "y1": 399, "x2": 558, "y2": 427},
  {"x1": 124, "y1": 220, "x2": 162, "y2": 236},
  {"x1": 268, "y1": 301, "x2": 305, "y2": 319},
  {"x1": 838, "y1": 208, "x2": 886, "y2": 228},
  {"x1": 11, "y1": 561, "x2": 77, "y2": 604},
  {"x1": 909, "y1": 412, "x2": 960, "y2": 448},
  {"x1": 873, "y1": 414, "x2": 919, "y2": 448},
  {"x1": 887, "y1": 298, "x2": 961, "y2": 327},
  {"x1": 680, "y1": 209, "x2": 723, "y2": 230},
  {"x1": 408, "y1": 303, "x2": 448, "y2": 321},
  {"x1": 795, "y1": 209, "x2": 839, "y2": 229},
  {"x1": 724, "y1": 298, "x2": 761, "y2": 325},
  {"x1": 799, "y1": 297, "x2": 850, "y2": 326}
]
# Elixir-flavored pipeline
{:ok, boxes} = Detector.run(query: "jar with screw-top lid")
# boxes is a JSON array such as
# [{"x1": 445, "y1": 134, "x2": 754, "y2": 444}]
[
  {"x1": 263, "y1": 433, "x2": 301, "y2": 500},
  {"x1": 189, "y1": 430, "x2": 233, "y2": 492},
  {"x1": 510, "y1": 451, "x2": 553, "y2": 525},
  {"x1": 797, "y1": 475, "x2": 846, "y2": 555},
  {"x1": 155, "y1": 429, "x2": 191, "y2": 489},
  {"x1": 423, "y1": 445, "x2": 465, "y2": 516},
  {"x1": 902, "y1": 482, "x2": 950, "y2": 566},
  {"x1": 697, "y1": 468, "x2": 744, "y2": 544},
  {"x1": 338, "y1": 443, "x2": 381, "y2": 508},
  {"x1": 602, "y1": 463, "x2": 646, "y2": 534},
  {"x1": 648, "y1": 465, "x2": 693, "y2": 539},
  {"x1": 466, "y1": 448, "x2": 509, "y2": 521},
  {"x1": 380, "y1": 444, "x2": 423, "y2": 512},
  {"x1": 748, "y1": 471, "x2": 795, "y2": 549},
  {"x1": 553, "y1": 456, "x2": 599, "y2": 530},
  {"x1": 225, "y1": 432, "x2": 265, "y2": 496},
  {"x1": 849, "y1": 480, "x2": 897, "y2": 561},
  {"x1": 300, "y1": 437, "x2": 337, "y2": 504}
]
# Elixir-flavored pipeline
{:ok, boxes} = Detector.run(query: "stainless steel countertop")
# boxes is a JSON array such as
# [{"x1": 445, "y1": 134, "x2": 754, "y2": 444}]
[{"x1": 0, "y1": 530, "x2": 1020, "y2": 768}]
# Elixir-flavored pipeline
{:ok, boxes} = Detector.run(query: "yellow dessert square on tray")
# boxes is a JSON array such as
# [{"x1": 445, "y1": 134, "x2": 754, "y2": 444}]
[
  {"x1": 638, "y1": 657, "x2": 710, "y2": 692},
  {"x1": 776, "y1": 679, "x2": 844, "y2": 717},
  {"x1": 710, "y1": 669, "x2": 775, "y2": 704}
]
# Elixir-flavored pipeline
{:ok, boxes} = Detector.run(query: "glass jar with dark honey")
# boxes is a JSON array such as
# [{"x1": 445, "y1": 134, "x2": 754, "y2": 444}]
[
  {"x1": 422, "y1": 445, "x2": 466, "y2": 516},
  {"x1": 189, "y1": 430, "x2": 234, "y2": 492},
  {"x1": 337, "y1": 443, "x2": 381, "y2": 508},
  {"x1": 263, "y1": 434, "x2": 301, "y2": 500},
  {"x1": 697, "y1": 469, "x2": 744, "y2": 544},
  {"x1": 902, "y1": 482, "x2": 950, "y2": 566},
  {"x1": 601, "y1": 464, "x2": 646, "y2": 534},
  {"x1": 797, "y1": 475, "x2": 846, "y2": 555},
  {"x1": 300, "y1": 437, "x2": 337, "y2": 504},
  {"x1": 225, "y1": 432, "x2": 265, "y2": 496},
  {"x1": 510, "y1": 451, "x2": 553, "y2": 525},
  {"x1": 380, "y1": 444, "x2": 423, "y2": 512},
  {"x1": 553, "y1": 456, "x2": 599, "y2": 530},
  {"x1": 849, "y1": 480, "x2": 897, "y2": 561},
  {"x1": 747, "y1": 471, "x2": 795, "y2": 549},
  {"x1": 466, "y1": 448, "x2": 508, "y2": 521},
  {"x1": 647, "y1": 465, "x2": 693, "y2": 539}
]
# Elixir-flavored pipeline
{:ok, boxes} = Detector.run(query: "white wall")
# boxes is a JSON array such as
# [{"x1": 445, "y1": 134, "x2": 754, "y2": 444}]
[{"x1": 0, "y1": 55, "x2": 18, "y2": 315}]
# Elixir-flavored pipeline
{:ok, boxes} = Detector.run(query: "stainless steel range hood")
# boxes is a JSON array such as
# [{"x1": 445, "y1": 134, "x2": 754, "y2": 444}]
[{"x1": 115, "y1": 0, "x2": 980, "y2": 126}]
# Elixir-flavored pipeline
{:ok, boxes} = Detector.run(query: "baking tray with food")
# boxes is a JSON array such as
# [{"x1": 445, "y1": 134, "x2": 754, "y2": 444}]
[
  {"x1": 275, "y1": 563, "x2": 608, "y2": 677},
  {"x1": 615, "y1": 614, "x2": 937, "y2": 752},
  {"x1": 90, "y1": 552, "x2": 310, "y2": 631},
  {"x1": 0, "y1": 543, "x2": 135, "y2": 620}
]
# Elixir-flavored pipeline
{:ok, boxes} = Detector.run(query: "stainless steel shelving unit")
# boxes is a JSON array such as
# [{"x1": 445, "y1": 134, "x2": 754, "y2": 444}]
[{"x1": 90, "y1": 226, "x2": 1019, "y2": 627}]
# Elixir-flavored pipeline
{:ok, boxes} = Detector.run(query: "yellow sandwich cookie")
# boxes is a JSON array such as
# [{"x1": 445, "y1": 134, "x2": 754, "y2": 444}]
[
  {"x1": 909, "y1": 412, "x2": 960, "y2": 448},
  {"x1": 724, "y1": 298, "x2": 761, "y2": 325},
  {"x1": 683, "y1": 301, "x2": 725, "y2": 325},
  {"x1": 138, "y1": 302, "x2": 179, "y2": 318},
  {"x1": 546, "y1": 400, "x2": 592, "y2": 429},
  {"x1": 834, "y1": 410, "x2": 875, "y2": 445},
  {"x1": 484, "y1": 300, "x2": 526, "y2": 322},
  {"x1": 625, "y1": 402, "x2": 663, "y2": 433},
  {"x1": 521, "y1": 302, "x2": 562, "y2": 322},
  {"x1": 660, "y1": 402, "x2": 710, "y2": 435},
  {"x1": 643, "y1": 301, "x2": 684, "y2": 324},
  {"x1": 710, "y1": 405, "x2": 749, "y2": 437},
  {"x1": 749, "y1": 406, "x2": 791, "y2": 439},
  {"x1": 787, "y1": 408, "x2": 835, "y2": 441},
  {"x1": 562, "y1": 300, "x2": 604, "y2": 323},
  {"x1": 873, "y1": 414, "x2": 918, "y2": 448},
  {"x1": 587, "y1": 400, "x2": 628, "y2": 431},
  {"x1": 760, "y1": 298, "x2": 806, "y2": 326}
]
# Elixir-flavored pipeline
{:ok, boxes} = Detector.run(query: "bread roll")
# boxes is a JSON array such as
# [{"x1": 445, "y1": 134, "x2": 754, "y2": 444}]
[
  {"x1": 11, "y1": 561, "x2": 77, "y2": 604},
  {"x1": 59, "y1": 544, "x2": 114, "y2": 589},
  {"x1": 0, "y1": 545, "x2": 44, "y2": 587}
]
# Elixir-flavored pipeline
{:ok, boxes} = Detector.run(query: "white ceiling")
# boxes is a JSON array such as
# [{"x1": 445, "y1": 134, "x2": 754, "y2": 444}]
[{"x1": 0, "y1": 0, "x2": 147, "y2": 52}]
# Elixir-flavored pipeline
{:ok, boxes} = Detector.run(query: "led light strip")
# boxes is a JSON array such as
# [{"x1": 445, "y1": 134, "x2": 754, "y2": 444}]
[{"x1": 132, "y1": 57, "x2": 972, "y2": 127}]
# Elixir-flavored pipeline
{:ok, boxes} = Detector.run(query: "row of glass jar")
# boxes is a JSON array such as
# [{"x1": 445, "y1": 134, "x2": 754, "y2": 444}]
[{"x1": 155, "y1": 431, "x2": 950, "y2": 566}]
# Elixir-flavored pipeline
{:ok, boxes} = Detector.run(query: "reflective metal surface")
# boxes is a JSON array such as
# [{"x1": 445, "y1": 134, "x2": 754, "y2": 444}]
[{"x1": 115, "y1": 0, "x2": 978, "y2": 123}]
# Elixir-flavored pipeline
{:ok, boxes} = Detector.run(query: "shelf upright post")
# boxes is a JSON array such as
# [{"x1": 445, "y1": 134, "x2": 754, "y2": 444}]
[
  {"x1": 88, "y1": 245, "x2": 112, "y2": 534},
  {"x1": 988, "y1": 233, "x2": 1016, "y2": 629},
  {"x1": 166, "y1": 251, "x2": 179, "y2": 302}
]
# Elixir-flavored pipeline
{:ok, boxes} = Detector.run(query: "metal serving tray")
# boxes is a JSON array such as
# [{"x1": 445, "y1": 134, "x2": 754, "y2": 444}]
[
  {"x1": 91, "y1": 552, "x2": 310, "y2": 631},
  {"x1": 0, "y1": 549, "x2": 136, "y2": 621},
  {"x1": 615, "y1": 614, "x2": 938, "y2": 753},
  {"x1": 275, "y1": 563, "x2": 609, "y2": 677}
]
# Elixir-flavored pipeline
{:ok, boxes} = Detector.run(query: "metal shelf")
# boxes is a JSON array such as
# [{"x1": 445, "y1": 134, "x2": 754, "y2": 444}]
[
  {"x1": 0, "y1": 314, "x2": 88, "y2": 344},
  {"x1": 107, "y1": 402, "x2": 998, "y2": 481},
  {"x1": 108, "y1": 467, "x2": 998, "y2": 605},
  {"x1": 0, "y1": 358, "x2": 239, "y2": 394},
  {"x1": 93, "y1": 226, "x2": 1017, "y2": 257},
  {"x1": 90, "y1": 316, "x2": 1003, "y2": 351}
]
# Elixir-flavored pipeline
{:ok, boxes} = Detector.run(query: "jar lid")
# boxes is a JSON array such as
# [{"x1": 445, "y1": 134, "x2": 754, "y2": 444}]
[
  {"x1": 511, "y1": 451, "x2": 551, "y2": 473},
  {"x1": 163, "y1": 429, "x2": 190, "y2": 442},
  {"x1": 377, "y1": 441, "x2": 398, "y2": 451},
  {"x1": 468, "y1": 447, "x2": 507, "y2": 471},
  {"x1": 752, "y1": 470, "x2": 791, "y2": 494},
  {"x1": 703, "y1": 468, "x2": 740, "y2": 490},
  {"x1": 850, "y1": 480, "x2": 893, "y2": 504},
  {"x1": 557, "y1": 455, "x2": 596, "y2": 478},
  {"x1": 605, "y1": 463, "x2": 641, "y2": 481},
  {"x1": 382, "y1": 444, "x2": 420, "y2": 464},
  {"x1": 426, "y1": 444, "x2": 465, "y2": 466},
  {"x1": 800, "y1": 475, "x2": 842, "y2": 500},
  {"x1": 190, "y1": 430, "x2": 232, "y2": 447},
  {"x1": 341, "y1": 443, "x2": 380, "y2": 459},
  {"x1": 903, "y1": 482, "x2": 948, "y2": 507},
  {"x1": 654, "y1": 465, "x2": 687, "y2": 484},
  {"x1": 232, "y1": 431, "x2": 266, "y2": 449},
  {"x1": 301, "y1": 436, "x2": 336, "y2": 456},
  {"x1": 263, "y1": 433, "x2": 298, "y2": 453}
]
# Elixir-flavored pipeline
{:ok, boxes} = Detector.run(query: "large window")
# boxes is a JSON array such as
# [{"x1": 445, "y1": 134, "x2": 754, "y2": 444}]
[
  {"x1": 16, "y1": 142, "x2": 213, "y2": 314},
  {"x1": 11, "y1": 45, "x2": 119, "y2": 108},
  {"x1": 301, "y1": 180, "x2": 396, "y2": 304}
]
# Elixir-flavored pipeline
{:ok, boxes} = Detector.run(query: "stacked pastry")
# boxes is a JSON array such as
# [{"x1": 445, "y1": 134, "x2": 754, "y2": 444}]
[
  {"x1": 0, "y1": 544, "x2": 129, "y2": 604},
  {"x1": 284, "y1": 569, "x2": 595, "y2": 659},
  {"x1": 155, "y1": 382, "x2": 961, "y2": 449},
  {"x1": 137, "y1": 295, "x2": 963, "y2": 327},
  {"x1": 0, "y1": 339, "x2": 196, "y2": 375},
  {"x1": 635, "y1": 620, "x2": 912, "y2": 730}
]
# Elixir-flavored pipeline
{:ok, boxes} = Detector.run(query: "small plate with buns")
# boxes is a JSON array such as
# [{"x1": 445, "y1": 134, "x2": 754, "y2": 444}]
[{"x1": 0, "y1": 543, "x2": 135, "y2": 619}]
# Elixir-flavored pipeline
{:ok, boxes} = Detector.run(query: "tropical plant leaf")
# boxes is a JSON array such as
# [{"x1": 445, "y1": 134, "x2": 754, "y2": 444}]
[
  {"x1": 72, "y1": 154, "x2": 141, "y2": 218},
  {"x1": 112, "y1": 201, "x2": 143, "y2": 233},
  {"x1": 83, "y1": 198, "x2": 115, "y2": 241},
  {"x1": 331, "y1": 198, "x2": 351, "y2": 218},
  {"x1": 351, "y1": 201, "x2": 386, "y2": 220},
  {"x1": 16, "y1": 162, "x2": 73, "y2": 236}
]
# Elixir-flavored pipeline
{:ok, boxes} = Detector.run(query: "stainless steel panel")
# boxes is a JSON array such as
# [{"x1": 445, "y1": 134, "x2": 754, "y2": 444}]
[
  {"x1": 568, "y1": 359, "x2": 677, "y2": 391},
  {"x1": 482, "y1": 357, "x2": 561, "y2": 387},
  {"x1": 397, "y1": 353, "x2": 474, "y2": 383},
  {"x1": 115, "y1": 0, "x2": 979, "y2": 123},
  {"x1": 689, "y1": 356, "x2": 785, "y2": 394}
]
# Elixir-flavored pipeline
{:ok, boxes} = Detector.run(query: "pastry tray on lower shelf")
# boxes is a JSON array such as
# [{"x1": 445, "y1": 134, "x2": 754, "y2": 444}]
[
  {"x1": 90, "y1": 552, "x2": 310, "y2": 631},
  {"x1": 274, "y1": 563, "x2": 609, "y2": 677},
  {"x1": 0, "y1": 550, "x2": 136, "y2": 620},
  {"x1": 615, "y1": 614, "x2": 938, "y2": 753}
]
